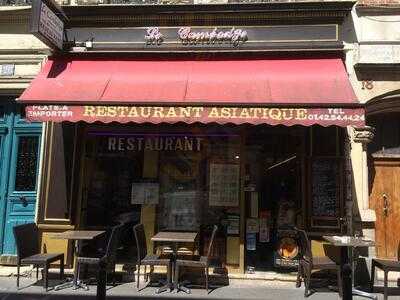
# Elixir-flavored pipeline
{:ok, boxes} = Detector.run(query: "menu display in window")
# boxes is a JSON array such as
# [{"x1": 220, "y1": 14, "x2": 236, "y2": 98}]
[
  {"x1": 209, "y1": 163, "x2": 240, "y2": 207},
  {"x1": 311, "y1": 158, "x2": 340, "y2": 217}
]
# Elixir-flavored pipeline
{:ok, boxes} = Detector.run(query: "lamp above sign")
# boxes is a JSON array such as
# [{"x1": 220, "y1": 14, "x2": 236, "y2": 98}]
[{"x1": 31, "y1": 0, "x2": 67, "y2": 50}]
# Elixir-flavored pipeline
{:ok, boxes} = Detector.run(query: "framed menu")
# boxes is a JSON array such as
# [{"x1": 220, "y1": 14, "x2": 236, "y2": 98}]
[
  {"x1": 310, "y1": 157, "x2": 343, "y2": 229},
  {"x1": 209, "y1": 163, "x2": 240, "y2": 207}
]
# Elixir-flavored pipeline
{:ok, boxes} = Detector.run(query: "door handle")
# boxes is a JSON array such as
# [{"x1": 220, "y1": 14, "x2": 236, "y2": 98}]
[
  {"x1": 19, "y1": 196, "x2": 28, "y2": 207},
  {"x1": 383, "y1": 193, "x2": 389, "y2": 217}
]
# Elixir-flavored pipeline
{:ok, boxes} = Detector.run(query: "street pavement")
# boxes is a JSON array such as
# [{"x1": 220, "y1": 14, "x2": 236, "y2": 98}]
[{"x1": 0, "y1": 276, "x2": 399, "y2": 300}]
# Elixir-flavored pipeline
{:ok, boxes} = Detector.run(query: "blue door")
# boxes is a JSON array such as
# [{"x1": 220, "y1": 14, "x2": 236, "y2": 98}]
[{"x1": 0, "y1": 102, "x2": 42, "y2": 255}]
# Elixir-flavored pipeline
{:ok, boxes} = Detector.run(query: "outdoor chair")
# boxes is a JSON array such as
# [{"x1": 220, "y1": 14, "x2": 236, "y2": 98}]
[
  {"x1": 174, "y1": 225, "x2": 218, "y2": 294},
  {"x1": 370, "y1": 242, "x2": 400, "y2": 300},
  {"x1": 13, "y1": 223, "x2": 64, "y2": 290},
  {"x1": 76, "y1": 224, "x2": 123, "y2": 287},
  {"x1": 133, "y1": 223, "x2": 172, "y2": 291},
  {"x1": 295, "y1": 228, "x2": 342, "y2": 297}
]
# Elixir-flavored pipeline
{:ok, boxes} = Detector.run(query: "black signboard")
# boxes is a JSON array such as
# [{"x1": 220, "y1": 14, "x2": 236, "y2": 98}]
[
  {"x1": 67, "y1": 24, "x2": 339, "y2": 52},
  {"x1": 311, "y1": 158, "x2": 341, "y2": 218},
  {"x1": 31, "y1": 0, "x2": 68, "y2": 50}
]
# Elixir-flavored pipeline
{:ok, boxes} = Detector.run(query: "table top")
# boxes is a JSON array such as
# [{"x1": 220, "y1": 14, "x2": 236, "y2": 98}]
[
  {"x1": 323, "y1": 235, "x2": 375, "y2": 247},
  {"x1": 151, "y1": 231, "x2": 198, "y2": 243},
  {"x1": 50, "y1": 230, "x2": 105, "y2": 240}
]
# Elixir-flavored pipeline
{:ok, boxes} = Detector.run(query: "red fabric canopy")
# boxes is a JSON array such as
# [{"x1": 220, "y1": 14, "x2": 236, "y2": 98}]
[
  {"x1": 20, "y1": 57, "x2": 364, "y2": 127},
  {"x1": 20, "y1": 57, "x2": 357, "y2": 105}
]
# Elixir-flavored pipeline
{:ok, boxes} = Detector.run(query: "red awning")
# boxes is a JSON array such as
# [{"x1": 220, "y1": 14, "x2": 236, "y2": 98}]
[{"x1": 20, "y1": 57, "x2": 364, "y2": 127}]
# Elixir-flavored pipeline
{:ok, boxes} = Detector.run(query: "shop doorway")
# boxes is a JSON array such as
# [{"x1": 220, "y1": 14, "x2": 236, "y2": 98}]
[
  {"x1": 0, "y1": 100, "x2": 42, "y2": 257},
  {"x1": 370, "y1": 159, "x2": 400, "y2": 259},
  {"x1": 245, "y1": 126, "x2": 304, "y2": 272},
  {"x1": 244, "y1": 125, "x2": 345, "y2": 273}
]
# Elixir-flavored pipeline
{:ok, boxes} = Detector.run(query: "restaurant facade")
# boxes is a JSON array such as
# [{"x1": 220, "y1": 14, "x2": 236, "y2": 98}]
[{"x1": 18, "y1": 0, "x2": 370, "y2": 274}]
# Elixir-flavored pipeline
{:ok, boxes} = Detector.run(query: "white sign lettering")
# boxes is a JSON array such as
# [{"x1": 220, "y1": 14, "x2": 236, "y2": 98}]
[
  {"x1": 144, "y1": 26, "x2": 248, "y2": 47},
  {"x1": 178, "y1": 27, "x2": 247, "y2": 47},
  {"x1": 145, "y1": 27, "x2": 164, "y2": 45},
  {"x1": 108, "y1": 137, "x2": 203, "y2": 152},
  {"x1": 39, "y1": 2, "x2": 64, "y2": 49}
]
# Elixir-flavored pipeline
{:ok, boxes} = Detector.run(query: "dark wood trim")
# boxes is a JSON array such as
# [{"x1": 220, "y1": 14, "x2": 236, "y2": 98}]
[
  {"x1": 366, "y1": 95, "x2": 400, "y2": 116},
  {"x1": 54, "y1": 50, "x2": 346, "y2": 59},
  {"x1": 61, "y1": 1, "x2": 354, "y2": 27},
  {"x1": 355, "y1": 4, "x2": 400, "y2": 16},
  {"x1": 62, "y1": 1, "x2": 355, "y2": 16},
  {"x1": 355, "y1": 63, "x2": 400, "y2": 73}
]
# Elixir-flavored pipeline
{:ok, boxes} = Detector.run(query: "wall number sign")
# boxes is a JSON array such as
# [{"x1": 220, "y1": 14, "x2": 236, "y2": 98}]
[{"x1": 361, "y1": 80, "x2": 374, "y2": 90}]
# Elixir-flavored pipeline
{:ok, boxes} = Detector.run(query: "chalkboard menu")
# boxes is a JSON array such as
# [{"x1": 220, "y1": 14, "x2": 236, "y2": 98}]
[{"x1": 311, "y1": 158, "x2": 340, "y2": 217}]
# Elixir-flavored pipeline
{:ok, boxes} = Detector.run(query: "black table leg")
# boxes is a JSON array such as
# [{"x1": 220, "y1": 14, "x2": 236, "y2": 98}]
[
  {"x1": 55, "y1": 240, "x2": 87, "y2": 291},
  {"x1": 156, "y1": 245, "x2": 175, "y2": 294},
  {"x1": 96, "y1": 265, "x2": 107, "y2": 300},
  {"x1": 341, "y1": 246, "x2": 353, "y2": 300}
]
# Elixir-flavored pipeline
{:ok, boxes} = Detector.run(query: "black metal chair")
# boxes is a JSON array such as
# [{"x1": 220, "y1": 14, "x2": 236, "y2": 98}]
[
  {"x1": 295, "y1": 228, "x2": 342, "y2": 297},
  {"x1": 76, "y1": 225, "x2": 122, "y2": 287},
  {"x1": 133, "y1": 223, "x2": 172, "y2": 292},
  {"x1": 174, "y1": 225, "x2": 218, "y2": 294},
  {"x1": 370, "y1": 242, "x2": 400, "y2": 300},
  {"x1": 13, "y1": 223, "x2": 64, "y2": 290}
]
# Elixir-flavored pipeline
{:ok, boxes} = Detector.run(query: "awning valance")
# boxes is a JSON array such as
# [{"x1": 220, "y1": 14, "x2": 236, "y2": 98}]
[{"x1": 20, "y1": 57, "x2": 364, "y2": 127}]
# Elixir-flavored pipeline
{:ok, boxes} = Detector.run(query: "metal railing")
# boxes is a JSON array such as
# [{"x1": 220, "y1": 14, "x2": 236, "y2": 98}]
[{"x1": 0, "y1": 0, "x2": 301, "y2": 6}]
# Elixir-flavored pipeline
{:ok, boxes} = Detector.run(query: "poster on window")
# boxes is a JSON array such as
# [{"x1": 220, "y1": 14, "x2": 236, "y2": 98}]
[
  {"x1": 259, "y1": 217, "x2": 270, "y2": 243},
  {"x1": 162, "y1": 191, "x2": 200, "y2": 231},
  {"x1": 209, "y1": 163, "x2": 240, "y2": 207},
  {"x1": 131, "y1": 182, "x2": 159, "y2": 205},
  {"x1": 246, "y1": 218, "x2": 259, "y2": 233},
  {"x1": 227, "y1": 214, "x2": 240, "y2": 235},
  {"x1": 246, "y1": 233, "x2": 257, "y2": 251},
  {"x1": 250, "y1": 192, "x2": 259, "y2": 218}
]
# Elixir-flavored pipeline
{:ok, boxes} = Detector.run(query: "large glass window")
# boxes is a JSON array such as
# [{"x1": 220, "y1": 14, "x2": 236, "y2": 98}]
[{"x1": 157, "y1": 129, "x2": 240, "y2": 232}]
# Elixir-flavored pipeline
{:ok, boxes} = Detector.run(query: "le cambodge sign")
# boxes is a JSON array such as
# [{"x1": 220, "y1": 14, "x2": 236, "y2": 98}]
[
  {"x1": 145, "y1": 27, "x2": 248, "y2": 47},
  {"x1": 25, "y1": 105, "x2": 365, "y2": 127}
]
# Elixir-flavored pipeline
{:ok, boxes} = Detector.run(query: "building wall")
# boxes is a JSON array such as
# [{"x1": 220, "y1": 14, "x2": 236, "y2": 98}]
[
  {"x1": 350, "y1": 2, "x2": 400, "y2": 226},
  {"x1": 0, "y1": 7, "x2": 48, "y2": 262},
  {"x1": 344, "y1": 0, "x2": 400, "y2": 283}
]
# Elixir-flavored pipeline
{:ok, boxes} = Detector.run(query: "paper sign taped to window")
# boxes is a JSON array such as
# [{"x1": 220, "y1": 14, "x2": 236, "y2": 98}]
[{"x1": 131, "y1": 182, "x2": 159, "y2": 205}]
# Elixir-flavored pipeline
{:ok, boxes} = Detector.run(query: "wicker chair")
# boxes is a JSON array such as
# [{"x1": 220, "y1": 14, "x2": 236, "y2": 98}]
[
  {"x1": 133, "y1": 224, "x2": 172, "y2": 292},
  {"x1": 13, "y1": 223, "x2": 64, "y2": 290},
  {"x1": 76, "y1": 225, "x2": 122, "y2": 286},
  {"x1": 174, "y1": 225, "x2": 218, "y2": 294},
  {"x1": 370, "y1": 242, "x2": 400, "y2": 300},
  {"x1": 295, "y1": 228, "x2": 342, "y2": 297}
]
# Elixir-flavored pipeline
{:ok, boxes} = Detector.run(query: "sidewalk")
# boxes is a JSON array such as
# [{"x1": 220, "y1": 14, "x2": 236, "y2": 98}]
[{"x1": 0, "y1": 275, "x2": 399, "y2": 300}]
